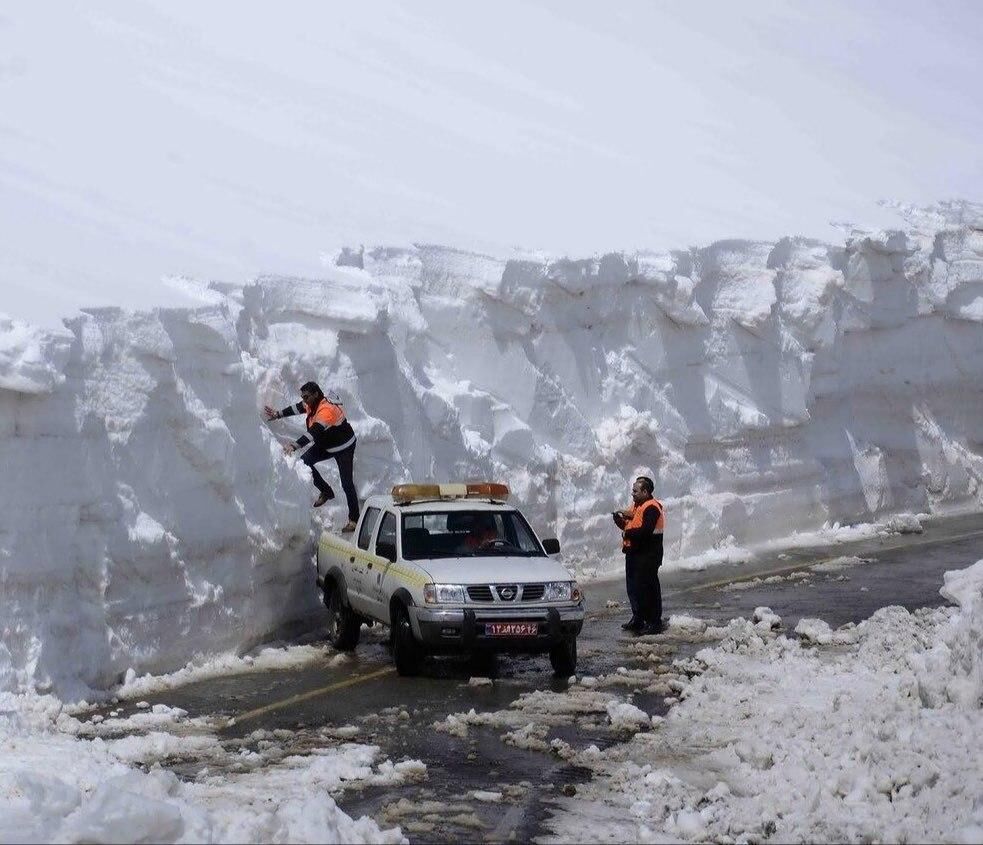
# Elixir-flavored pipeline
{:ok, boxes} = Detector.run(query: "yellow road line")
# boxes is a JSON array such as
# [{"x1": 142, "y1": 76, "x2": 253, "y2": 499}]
[
  {"x1": 226, "y1": 666, "x2": 395, "y2": 727},
  {"x1": 670, "y1": 527, "x2": 983, "y2": 595}
]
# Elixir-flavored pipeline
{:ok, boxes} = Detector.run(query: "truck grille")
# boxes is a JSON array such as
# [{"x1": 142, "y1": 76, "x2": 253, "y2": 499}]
[{"x1": 466, "y1": 584, "x2": 546, "y2": 602}]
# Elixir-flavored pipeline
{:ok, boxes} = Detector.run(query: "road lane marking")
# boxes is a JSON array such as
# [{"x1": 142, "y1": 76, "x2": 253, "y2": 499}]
[
  {"x1": 226, "y1": 666, "x2": 396, "y2": 727},
  {"x1": 668, "y1": 527, "x2": 983, "y2": 596}
]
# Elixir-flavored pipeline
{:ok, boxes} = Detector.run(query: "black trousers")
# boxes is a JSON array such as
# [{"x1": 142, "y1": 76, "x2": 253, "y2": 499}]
[
  {"x1": 625, "y1": 552, "x2": 662, "y2": 625},
  {"x1": 302, "y1": 441, "x2": 359, "y2": 522}
]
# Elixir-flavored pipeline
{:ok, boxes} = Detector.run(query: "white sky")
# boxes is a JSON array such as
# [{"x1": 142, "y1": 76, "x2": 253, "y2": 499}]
[{"x1": 1, "y1": 0, "x2": 981, "y2": 327}]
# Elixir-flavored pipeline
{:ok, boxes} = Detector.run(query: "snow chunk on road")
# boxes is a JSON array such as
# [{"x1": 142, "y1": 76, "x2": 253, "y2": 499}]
[
  {"x1": 793, "y1": 617, "x2": 859, "y2": 645},
  {"x1": 606, "y1": 701, "x2": 651, "y2": 732},
  {"x1": 794, "y1": 617, "x2": 832, "y2": 643},
  {"x1": 810, "y1": 555, "x2": 871, "y2": 573},
  {"x1": 940, "y1": 560, "x2": 983, "y2": 611},
  {"x1": 880, "y1": 513, "x2": 925, "y2": 535},
  {"x1": 752, "y1": 607, "x2": 782, "y2": 630},
  {"x1": 666, "y1": 615, "x2": 708, "y2": 634},
  {"x1": 432, "y1": 712, "x2": 471, "y2": 739}
]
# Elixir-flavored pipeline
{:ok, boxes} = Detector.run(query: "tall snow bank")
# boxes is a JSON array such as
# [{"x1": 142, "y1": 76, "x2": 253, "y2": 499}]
[
  {"x1": 0, "y1": 302, "x2": 316, "y2": 699},
  {"x1": 2, "y1": 203, "x2": 983, "y2": 698},
  {"x1": 329, "y1": 207, "x2": 983, "y2": 573}
]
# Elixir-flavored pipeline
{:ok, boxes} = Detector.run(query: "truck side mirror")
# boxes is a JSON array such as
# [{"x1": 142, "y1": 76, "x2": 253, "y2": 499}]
[
  {"x1": 376, "y1": 540, "x2": 397, "y2": 562},
  {"x1": 542, "y1": 538, "x2": 561, "y2": 555}
]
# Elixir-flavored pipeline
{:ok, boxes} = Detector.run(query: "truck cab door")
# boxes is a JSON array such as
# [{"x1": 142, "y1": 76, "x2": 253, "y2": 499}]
[
  {"x1": 367, "y1": 511, "x2": 399, "y2": 619},
  {"x1": 347, "y1": 507, "x2": 382, "y2": 614}
]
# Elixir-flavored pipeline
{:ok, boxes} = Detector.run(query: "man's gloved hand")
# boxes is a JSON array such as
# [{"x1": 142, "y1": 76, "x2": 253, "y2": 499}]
[{"x1": 263, "y1": 405, "x2": 281, "y2": 421}]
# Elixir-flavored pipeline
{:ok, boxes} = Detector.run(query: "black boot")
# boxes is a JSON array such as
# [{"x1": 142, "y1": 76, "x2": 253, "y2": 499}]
[
  {"x1": 313, "y1": 486, "x2": 335, "y2": 508},
  {"x1": 621, "y1": 617, "x2": 642, "y2": 631}
]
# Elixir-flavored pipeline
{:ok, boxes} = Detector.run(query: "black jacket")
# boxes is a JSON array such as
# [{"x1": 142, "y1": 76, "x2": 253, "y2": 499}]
[{"x1": 279, "y1": 399, "x2": 357, "y2": 453}]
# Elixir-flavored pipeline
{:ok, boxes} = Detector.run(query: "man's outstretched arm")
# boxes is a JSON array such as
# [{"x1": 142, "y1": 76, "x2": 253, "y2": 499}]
[
  {"x1": 279, "y1": 402, "x2": 306, "y2": 418},
  {"x1": 263, "y1": 402, "x2": 305, "y2": 421}
]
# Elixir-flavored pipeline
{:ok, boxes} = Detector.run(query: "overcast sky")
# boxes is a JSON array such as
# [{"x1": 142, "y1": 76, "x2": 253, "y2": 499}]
[{"x1": 1, "y1": 1, "x2": 981, "y2": 326}]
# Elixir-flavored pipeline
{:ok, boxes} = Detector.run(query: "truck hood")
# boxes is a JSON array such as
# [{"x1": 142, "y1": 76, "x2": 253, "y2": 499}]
[{"x1": 415, "y1": 556, "x2": 573, "y2": 585}]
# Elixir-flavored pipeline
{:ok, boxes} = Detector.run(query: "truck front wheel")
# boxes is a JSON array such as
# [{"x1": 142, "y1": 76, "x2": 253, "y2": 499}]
[
  {"x1": 325, "y1": 583, "x2": 361, "y2": 651},
  {"x1": 392, "y1": 604, "x2": 425, "y2": 677},
  {"x1": 549, "y1": 637, "x2": 577, "y2": 677}
]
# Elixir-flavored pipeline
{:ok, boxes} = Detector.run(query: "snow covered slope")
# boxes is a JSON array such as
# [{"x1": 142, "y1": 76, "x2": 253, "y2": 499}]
[{"x1": 2, "y1": 203, "x2": 982, "y2": 697}]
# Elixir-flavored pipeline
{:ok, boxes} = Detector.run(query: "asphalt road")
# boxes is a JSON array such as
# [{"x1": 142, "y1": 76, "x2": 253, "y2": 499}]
[{"x1": 93, "y1": 512, "x2": 983, "y2": 843}]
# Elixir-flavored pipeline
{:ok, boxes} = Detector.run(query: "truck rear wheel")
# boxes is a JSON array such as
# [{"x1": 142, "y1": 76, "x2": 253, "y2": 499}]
[
  {"x1": 392, "y1": 604, "x2": 425, "y2": 676},
  {"x1": 549, "y1": 637, "x2": 577, "y2": 677},
  {"x1": 325, "y1": 583, "x2": 361, "y2": 651}
]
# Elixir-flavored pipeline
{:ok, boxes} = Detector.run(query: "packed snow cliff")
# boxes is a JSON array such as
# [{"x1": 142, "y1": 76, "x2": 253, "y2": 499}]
[{"x1": 2, "y1": 202, "x2": 983, "y2": 697}]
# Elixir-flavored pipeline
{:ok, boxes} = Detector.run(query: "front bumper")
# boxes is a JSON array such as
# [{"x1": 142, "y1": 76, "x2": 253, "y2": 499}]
[{"x1": 412, "y1": 602, "x2": 585, "y2": 652}]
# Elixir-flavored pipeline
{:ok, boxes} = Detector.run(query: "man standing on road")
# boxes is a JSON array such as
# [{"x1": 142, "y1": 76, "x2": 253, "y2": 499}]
[
  {"x1": 613, "y1": 476, "x2": 665, "y2": 635},
  {"x1": 264, "y1": 382, "x2": 360, "y2": 532}
]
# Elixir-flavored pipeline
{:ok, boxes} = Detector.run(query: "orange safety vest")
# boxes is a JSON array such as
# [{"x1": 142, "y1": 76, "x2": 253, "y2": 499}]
[
  {"x1": 622, "y1": 498, "x2": 665, "y2": 551},
  {"x1": 306, "y1": 398, "x2": 345, "y2": 431}
]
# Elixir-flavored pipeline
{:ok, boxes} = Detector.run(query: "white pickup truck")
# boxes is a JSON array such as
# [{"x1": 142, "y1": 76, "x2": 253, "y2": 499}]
[{"x1": 316, "y1": 483, "x2": 585, "y2": 676}]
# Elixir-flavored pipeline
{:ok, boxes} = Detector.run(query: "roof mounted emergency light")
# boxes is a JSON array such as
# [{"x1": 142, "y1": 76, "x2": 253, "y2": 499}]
[{"x1": 391, "y1": 482, "x2": 510, "y2": 504}]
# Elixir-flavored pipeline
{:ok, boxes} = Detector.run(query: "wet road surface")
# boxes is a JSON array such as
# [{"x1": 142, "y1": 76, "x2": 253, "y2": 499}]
[{"x1": 92, "y1": 512, "x2": 983, "y2": 842}]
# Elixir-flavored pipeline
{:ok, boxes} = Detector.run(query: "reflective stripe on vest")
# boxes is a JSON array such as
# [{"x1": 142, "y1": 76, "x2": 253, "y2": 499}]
[
  {"x1": 622, "y1": 498, "x2": 665, "y2": 551},
  {"x1": 306, "y1": 398, "x2": 346, "y2": 431}
]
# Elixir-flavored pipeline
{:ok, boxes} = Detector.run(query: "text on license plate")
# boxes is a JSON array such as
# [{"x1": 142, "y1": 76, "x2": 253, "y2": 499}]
[{"x1": 486, "y1": 622, "x2": 538, "y2": 637}]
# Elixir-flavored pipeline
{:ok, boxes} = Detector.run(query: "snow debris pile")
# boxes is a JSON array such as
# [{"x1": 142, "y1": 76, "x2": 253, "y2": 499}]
[
  {"x1": 0, "y1": 693, "x2": 409, "y2": 844},
  {"x1": 2, "y1": 204, "x2": 983, "y2": 697},
  {"x1": 911, "y1": 562, "x2": 983, "y2": 710},
  {"x1": 546, "y1": 561, "x2": 983, "y2": 843}
]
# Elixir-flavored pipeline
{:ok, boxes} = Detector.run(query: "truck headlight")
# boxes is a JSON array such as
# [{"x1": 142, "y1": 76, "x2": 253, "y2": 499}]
[
  {"x1": 544, "y1": 581, "x2": 581, "y2": 602},
  {"x1": 424, "y1": 583, "x2": 467, "y2": 604}
]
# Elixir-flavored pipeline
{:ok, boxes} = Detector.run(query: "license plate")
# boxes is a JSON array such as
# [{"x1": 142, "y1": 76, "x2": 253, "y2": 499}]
[{"x1": 486, "y1": 622, "x2": 538, "y2": 637}]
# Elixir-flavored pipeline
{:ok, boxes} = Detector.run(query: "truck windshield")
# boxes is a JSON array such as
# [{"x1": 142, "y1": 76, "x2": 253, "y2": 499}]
[{"x1": 400, "y1": 510, "x2": 546, "y2": 560}]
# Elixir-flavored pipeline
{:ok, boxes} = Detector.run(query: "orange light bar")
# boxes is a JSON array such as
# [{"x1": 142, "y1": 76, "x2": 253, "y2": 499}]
[
  {"x1": 465, "y1": 482, "x2": 509, "y2": 500},
  {"x1": 391, "y1": 482, "x2": 510, "y2": 504},
  {"x1": 392, "y1": 484, "x2": 441, "y2": 503}
]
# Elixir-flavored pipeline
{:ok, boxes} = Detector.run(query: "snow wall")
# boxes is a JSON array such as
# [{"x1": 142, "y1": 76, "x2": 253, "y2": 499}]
[{"x1": 2, "y1": 203, "x2": 983, "y2": 698}]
